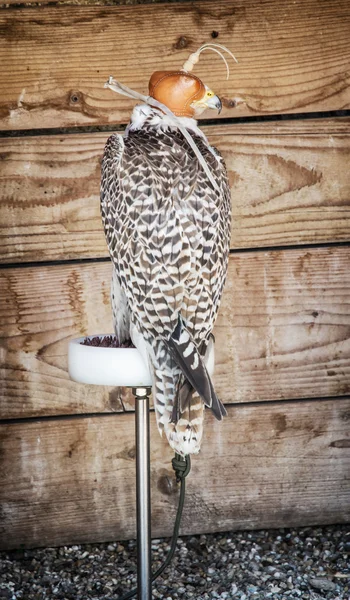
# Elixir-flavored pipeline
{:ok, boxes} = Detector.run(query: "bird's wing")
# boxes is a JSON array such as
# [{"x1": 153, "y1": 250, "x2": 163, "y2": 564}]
[{"x1": 101, "y1": 129, "x2": 191, "y2": 337}]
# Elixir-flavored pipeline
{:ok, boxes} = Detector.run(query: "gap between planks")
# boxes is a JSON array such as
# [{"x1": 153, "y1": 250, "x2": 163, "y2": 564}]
[
  {"x1": 0, "y1": 394, "x2": 349, "y2": 425},
  {"x1": 1, "y1": 110, "x2": 349, "y2": 139},
  {"x1": 0, "y1": 241, "x2": 350, "y2": 271}
]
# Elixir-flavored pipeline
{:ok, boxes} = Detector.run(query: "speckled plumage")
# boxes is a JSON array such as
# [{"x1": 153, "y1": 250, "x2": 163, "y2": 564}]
[{"x1": 100, "y1": 105, "x2": 231, "y2": 455}]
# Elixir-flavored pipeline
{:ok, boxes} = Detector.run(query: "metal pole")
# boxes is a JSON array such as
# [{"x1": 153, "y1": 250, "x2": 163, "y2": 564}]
[{"x1": 133, "y1": 387, "x2": 152, "y2": 600}]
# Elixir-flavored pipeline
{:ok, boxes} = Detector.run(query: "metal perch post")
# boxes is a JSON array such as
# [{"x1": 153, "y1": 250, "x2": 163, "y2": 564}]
[{"x1": 133, "y1": 387, "x2": 152, "y2": 600}]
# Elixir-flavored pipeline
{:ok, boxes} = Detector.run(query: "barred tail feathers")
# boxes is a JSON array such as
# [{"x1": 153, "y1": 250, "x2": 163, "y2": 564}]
[
  {"x1": 132, "y1": 327, "x2": 220, "y2": 456},
  {"x1": 150, "y1": 360, "x2": 178, "y2": 442},
  {"x1": 167, "y1": 317, "x2": 227, "y2": 421},
  {"x1": 173, "y1": 382, "x2": 204, "y2": 455},
  {"x1": 150, "y1": 358, "x2": 204, "y2": 456}
]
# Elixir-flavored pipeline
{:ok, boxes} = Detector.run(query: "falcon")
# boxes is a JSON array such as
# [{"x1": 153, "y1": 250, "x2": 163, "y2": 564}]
[{"x1": 101, "y1": 45, "x2": 234, "y2": 456}]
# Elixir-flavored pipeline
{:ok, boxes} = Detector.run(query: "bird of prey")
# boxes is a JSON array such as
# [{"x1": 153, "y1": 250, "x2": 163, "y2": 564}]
[{"x1": 101, "y1": 45, "x2": 234, "y2": 456}]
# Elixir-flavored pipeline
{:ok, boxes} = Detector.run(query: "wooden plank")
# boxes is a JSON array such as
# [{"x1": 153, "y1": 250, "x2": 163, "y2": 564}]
[
  {"x1": 1, "y1": 246, "x2": 349, "y2": 419},
  {"x1": 220, "y1": 247, "x2": 350, "y2": 404},
  {"x1": 0, "y1": 261, "x2": 125, "y2": 418},
  {"x1": 0, "y1": 0, "x2": 349, "y2": 130},
  {"x1": 1, "y1": 119, "x2": 350, "y2": 264},
  {"x1": 0, "y1": 398, "x2": 349, "y2": 549}
]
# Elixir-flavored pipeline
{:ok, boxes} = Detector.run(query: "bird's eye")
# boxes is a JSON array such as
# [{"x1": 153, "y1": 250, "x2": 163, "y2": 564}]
[{"x1": 207, "y1": 91, "x2": 214, "y2": 97}]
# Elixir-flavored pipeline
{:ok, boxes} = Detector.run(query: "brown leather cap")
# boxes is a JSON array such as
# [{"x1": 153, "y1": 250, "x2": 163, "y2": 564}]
[{"x1": 149, "y1": 71, "x2": 206, "y2": 118}]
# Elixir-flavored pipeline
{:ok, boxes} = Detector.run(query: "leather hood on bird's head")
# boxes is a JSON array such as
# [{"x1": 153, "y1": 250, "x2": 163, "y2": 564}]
[{"x1": 148, "y1": 71, "x2": 206, "y2": 118}]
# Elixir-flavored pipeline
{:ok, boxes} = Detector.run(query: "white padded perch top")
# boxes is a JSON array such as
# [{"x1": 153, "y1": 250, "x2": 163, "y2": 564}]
[{"x1": 68, "y1": 335, "x2": 152, "y2": 387}]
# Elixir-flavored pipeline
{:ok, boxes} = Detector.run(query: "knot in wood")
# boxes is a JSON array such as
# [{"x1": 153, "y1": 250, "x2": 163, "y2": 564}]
[
  {"x1": 69, "y1": 91, "x2": 82, "y2": 105},
  {"x1": 174, "y1": 36, "x2": 189, "y2": 50},
  {"x1": 157, "y1": 473, "x2": 176, "y2": 496},
  {"x1": 222, "y1": 96, "x2": 237, "y2": 109}
]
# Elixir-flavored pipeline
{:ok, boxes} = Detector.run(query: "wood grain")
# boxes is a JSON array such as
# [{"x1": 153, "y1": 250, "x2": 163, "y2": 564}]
[
  {"x1": 0, "y1": 398, "x2": 349, "y2": 549},
  {"x1": 1, "y1": 246, "x2": 349, "y2": 419},
  {"x1": 0, "y1": 0, "x2": 349, "y2": 130},
  {"x1": 1, "y1": 119, "x2": 349, "y2": 263}
]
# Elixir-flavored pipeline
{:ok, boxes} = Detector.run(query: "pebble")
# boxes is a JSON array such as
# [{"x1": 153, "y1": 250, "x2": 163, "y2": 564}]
[
  {"x1": 309, "y1": 576, "x2": 338, "y2": 591},
  {"x1": 0, "y1": 525, "x2": 349, "y2": 599}
]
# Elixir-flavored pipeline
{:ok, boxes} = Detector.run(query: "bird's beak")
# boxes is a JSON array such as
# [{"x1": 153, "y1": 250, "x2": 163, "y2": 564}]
[{"x1": 206, "y1": 94, "x2": 222, "y2": 114}]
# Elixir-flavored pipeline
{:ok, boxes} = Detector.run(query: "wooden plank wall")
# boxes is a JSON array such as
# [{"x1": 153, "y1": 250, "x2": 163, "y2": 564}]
[{"x1": 0, "y1": 0, "x2": 349, "y2": 549}]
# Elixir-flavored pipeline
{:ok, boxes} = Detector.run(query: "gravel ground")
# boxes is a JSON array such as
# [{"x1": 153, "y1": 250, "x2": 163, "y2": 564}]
[{"x1": 0, "y1": 525, "x2": 349, "y2": 600}]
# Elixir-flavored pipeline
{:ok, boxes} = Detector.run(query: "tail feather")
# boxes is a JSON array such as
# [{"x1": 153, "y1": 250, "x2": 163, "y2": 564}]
[
  {"x1": 172, "y1": 391, "x2": 204, "y2": 455},
  {"x1": 178, "y1": 378, "x2": 194, "y2": 414},
  {"x1": 148, "y1": 346, "x2": 204, "y2": 456},
  {"x1": 208, "y1": 374, "x2": 227, "y2": 418},
  {"x1": 133, "y1": 321, "x2": 225, "y2": 456},
  {"x1": 167, "y1": 316, "x2": 226, "y2": 421}
]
